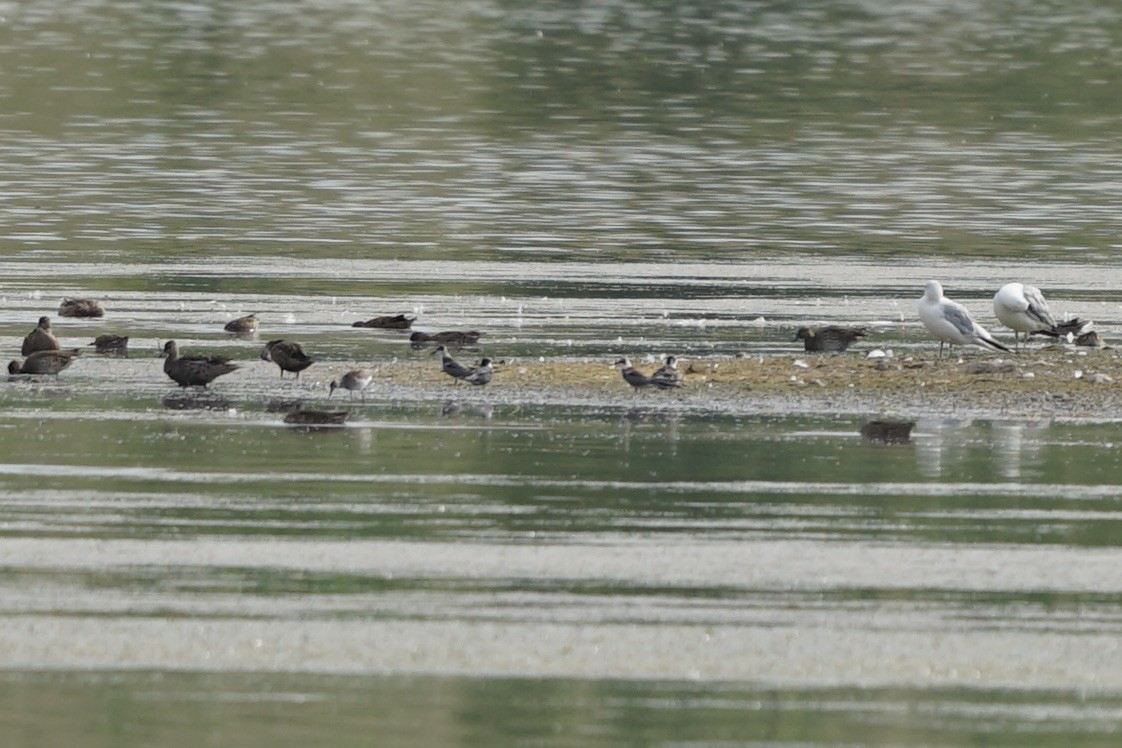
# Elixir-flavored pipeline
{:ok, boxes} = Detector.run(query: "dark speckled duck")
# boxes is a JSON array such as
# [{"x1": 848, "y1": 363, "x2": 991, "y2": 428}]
[
  {"x1": 161, "y1": 340, "x2": 239, "y2": 387},
  {"x1": 352, "y1": 314, "x2": 415, "y2": 329},
  {"x1": 410, "y1": 330, "x2": 481, "y2": 348},
  {"x1": 58, "y1": 298, "x2": 105, "y2": 318},
  {"x1": 261, "y1": 339, "x2": 315, "y2": 379},
  {"x1": 794, "y1": 326, "x2": 866, "y2": 353},
  {"x1": 22, "y1": 316, "x2": 59, "y2": 355},
  {"x1": 89, "y1": 334, "x2": 129, "y2": 356},
  {"x1": 9, "y1": 348, "x2": 80, "y2": 376},
  {"x1": 223, "y1": 313, "x2": 259, "y2": 334}
]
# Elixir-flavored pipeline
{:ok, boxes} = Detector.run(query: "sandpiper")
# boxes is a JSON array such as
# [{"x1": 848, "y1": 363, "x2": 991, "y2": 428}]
[
  {"x1": 8, "y1": 348, "x2": 80, "y2": 376},
  {"x1": 160, "y1": 340, "x2": 239, "y2": 387},
  {"x1": 89, "y1": 334, "x2": 129, "y2": 356},
  {"x1": 329, "y1": 369, "x2": 373, "y2": 401},
  {"x1": 794, "y1": 326, "x2": 866, "y2": 353},
  {"x1": 58, "y1": 298, "x2": 104, "y2": 318},
  {"x1": 261, "y1": 339, "x2": 315, "y2": 379},
  {"x1": 22, "y1": 316, "x2": 59, "y2": 355}
]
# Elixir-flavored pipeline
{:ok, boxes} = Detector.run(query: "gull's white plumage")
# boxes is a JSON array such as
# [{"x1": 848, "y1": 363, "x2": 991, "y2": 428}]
[{"x1": 918, "y1": 280, "x2": 1011, "y2": 357}]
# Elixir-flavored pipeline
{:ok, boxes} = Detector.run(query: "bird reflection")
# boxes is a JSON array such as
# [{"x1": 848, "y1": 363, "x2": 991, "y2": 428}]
[
  {"x1": 991, "y1": 420, "x2": 1050, "y2": 480},
  {"x1": 914, "y1": 418, "x2": 974, "y2": 478}
]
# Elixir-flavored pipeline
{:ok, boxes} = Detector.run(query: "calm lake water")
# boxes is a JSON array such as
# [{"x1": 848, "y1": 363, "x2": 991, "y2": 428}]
[{"x1": 4, "y1": 0, "x2": 1122, "y2": 745}]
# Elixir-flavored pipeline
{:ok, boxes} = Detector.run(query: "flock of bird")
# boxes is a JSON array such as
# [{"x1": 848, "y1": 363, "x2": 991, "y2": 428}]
[{"x1": 4, "y1": 280, "x2": 1101, "y2": 402}]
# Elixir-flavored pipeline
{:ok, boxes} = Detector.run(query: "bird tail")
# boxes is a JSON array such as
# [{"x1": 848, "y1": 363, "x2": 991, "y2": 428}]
[{"x1": 980, "y1": 334, "x2": 1013, "y2": 353}]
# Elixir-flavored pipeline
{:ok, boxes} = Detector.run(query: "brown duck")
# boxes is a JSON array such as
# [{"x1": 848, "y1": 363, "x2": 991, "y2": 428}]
[
  {"x1": 224, "y1": 313, "x2": 259, "y2": 334},
  {"x1": 58, "y1": 298, "x2": 105, "y2": 318},
  {"x1": 22, "y1": 316, "x2": 59, "y2": 355},
  {"x1": 284, "y1": 409, "x2": 348, "y2": 427},
  {"x1": 860, "y1": 420, "x2": 915, "y2": 444},
  {"x1": 410, "y1": 330, "x2": 482, "y2": 347},
  {"x1": 352, "y1": 314, "x2": 415, "y2": 329},
  {"x1": 261, "y1": 339, "x2": 315, "y2": 379},
  {"x1": 794, "y1": 326, "x2": 866, "y2": 353},
  {"x1": 9, "y1": 348, "x2": 80, "y2": 375},
  {"x1": 161, "y1": 340, "x2": 239, "y2": 387},
  {"x1": 89, "y1": 334, "x2": 129, "y2": 356}
]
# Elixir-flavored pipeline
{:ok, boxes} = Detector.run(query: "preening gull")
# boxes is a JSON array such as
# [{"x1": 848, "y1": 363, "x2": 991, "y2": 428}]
[
  {"x1": 993, "y1": 282, "x2": 1087, "y2": 348},
  {"x1": 918, "y1": 280, "x2": 1011, "y2": 357}
]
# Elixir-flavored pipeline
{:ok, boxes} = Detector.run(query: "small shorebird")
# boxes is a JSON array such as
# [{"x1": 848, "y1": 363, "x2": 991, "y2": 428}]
[
  {"x1": 352, "y1": 314, "x2": 415, "y2": 329},
  {"x1": 649, "y1": 355, "x2": 682, "y2": 389},
  {"x1": 22, "y1": 316, "x2": 59, "y2": 355},
  {"x1": 463, "y1": 358, "x2": 494, "y2": 386},
  {"x1": 224, "y1": 313, "x2": 259, "y2": 334},
  {"x1": 993, "y1": 282, "x2": 1088, "y2": 348},
  {"x1": 918, "y1": 281, "x2": 1011, "y2": 357},
  {"x1": 614, "y1": 358, "x2": 652, "y2": 389},
  {"x1": 433, "y1": 344, "x2": 474, "y2": 382},
  {"x1": 261, "y1": 339, "x2": 315, "y2": 379},
  {"x1": 794, "y1": 326, "x2": 866, "y2": 353},
  {"x1": 160, "y1": 340, "x2": 239, "y2": 387},
  {"x1": 89, "y1": 334, "x2": 129, "y2": 356},
  {"x1": 329, "y1": 369, "x2": 373, "y2": 401},
  {"x1": 58, "y1": 298, "x2": 104, "y2": 318},
  {"x1": 8, "y1": 349, "x2": 80, "y2": 376}
]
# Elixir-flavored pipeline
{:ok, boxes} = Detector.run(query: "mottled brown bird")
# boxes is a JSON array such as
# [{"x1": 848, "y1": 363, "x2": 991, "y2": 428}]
[
  {"x1": 58, "y1": 298, "x2": 104, "y2": 318},
  {"x1": 89, "y1": 334, "x2": 129, "y2": 356},
  {"x1": 352, "y1": 314, "x2": 415, "y2": 329},
  {"x1": 223, "y1": 313, "x2": 259, "y2": 334},
  {"x1": 161, "y1": 340, "x2": 239, "y2": 387},
  {"x1": 22, "y1": 316, "x2": 59, "y2": 355},
  {"x1": 410, "y1": 330, "x2": 481, "y2": 347},
  {"x1": 794, "y1": 326, "x2": 866, "y2": 353},
  {"x1": 9, "y1": 348, "x2": 80, "y2": 375},
  {"x1": 860, "y1": 420, "x2": 915, "y2": 444}
]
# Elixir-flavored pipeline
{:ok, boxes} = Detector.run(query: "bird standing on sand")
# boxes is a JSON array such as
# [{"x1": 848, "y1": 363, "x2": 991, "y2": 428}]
[
  {"x1": 224, "y1": 313, "x2": 259, "y2": 334},
  {"x1": 918, "y1": 281, "x2": 1011, "y2": 357},
  {"x1": 433, "y1": 344, "x2": 474, "y2": 382},
  {"x1": 9, "y1": 349, "x2": 80, "y2": 376},
  {"x1": 794, "y1": 326, "x2": 866, "y2": 353},
  {"x1": 22, "y1": 316, "x2": 59, "y2": 355},
  {"x1": 649, "y1": 355, "x2": 682, "y2": 389},
  {"x1": 992, "y1": 282, "x2": 1086, "y2": 348},
  {"x1": 261, "y1": 339, "x2": 315, "y2": 379},
  {"x1": 463, "y1": 358, "x2": 494, "y2": 386},
  {"x1": 161, "y1": 340, "x2": 239, "y2": 387},
  {"x1": 614, "y1": 358, "x2": 652, "y2": 389},
  {"x1": 329, "y1": 369, "x2": 373, "y2": 401}
]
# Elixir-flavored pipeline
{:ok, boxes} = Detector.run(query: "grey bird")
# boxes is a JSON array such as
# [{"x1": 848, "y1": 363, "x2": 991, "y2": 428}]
[
  {"x1": 261, "y1": 339, "x2": 315, "y2": 379},
  {"x1": 22, "y1": 316, "x2": 59, "y2": 355},
  {"x1": 918, "y1": 280, "x2": 1011, "y2": 357},
  {"x1": 433, "y1": 344, "x2": 474, "y2": 382},
  {"x1": 89, "y1": 334, "x2": 129, "y2": 356},
  {"x1": 794, "y1": 326, "x2": 866, "y2": 353},
  {"x1": 329, "y1": 369, "x2": 373, "y2": 401},
  {"x1": 161, "y1": 340, "x2": 239, "y2": 387},
  {"x1": 58, "y1": 298, "x2": 104, "y2": 318},
  {"x1": 614, "y1": 358, "x2": 652, "y2": 389},
  {"x1": 224, "y1": 313, "x2": 259, "y2": 334},
  {"x1": 8, "y1": 348, "x2": 80, "y2": 376},
  {"x1": 463, "y1": 358, "x2": 494, "y2": 386},
  {"x1": 649, "y1": 355, "x2": 683, "y2": 389}
]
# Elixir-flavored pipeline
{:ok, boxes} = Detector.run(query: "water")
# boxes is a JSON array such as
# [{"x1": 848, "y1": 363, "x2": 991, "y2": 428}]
[{"x1": 4, "y1": 0, "x2": 1122, "y2": 744}]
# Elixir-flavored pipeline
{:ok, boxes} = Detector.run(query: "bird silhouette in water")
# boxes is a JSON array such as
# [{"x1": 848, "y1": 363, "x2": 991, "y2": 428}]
[
  {"x1": 223, "y1": 313, "x2": 259, "y2": 334},
  {"x1": 793, "y1": 326, "x2": 866, "y2": 353},
  {"x1": 261, "y1": 339, "x2": 315, "y2": 379},
  {"x1": 161, "y1": 340, "x2": 239, "y2": 387}
]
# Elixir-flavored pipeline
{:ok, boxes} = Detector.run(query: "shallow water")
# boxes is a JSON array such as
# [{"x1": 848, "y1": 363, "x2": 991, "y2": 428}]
[{"x1": 5, "y1": 0, "x2": 1122, "y2": 744}]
